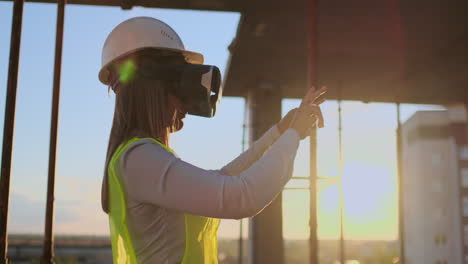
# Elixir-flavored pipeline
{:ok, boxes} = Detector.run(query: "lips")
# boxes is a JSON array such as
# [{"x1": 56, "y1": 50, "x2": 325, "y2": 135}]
[{"x1": 175, "y1": 118, "x2": 184, "y2": 131}]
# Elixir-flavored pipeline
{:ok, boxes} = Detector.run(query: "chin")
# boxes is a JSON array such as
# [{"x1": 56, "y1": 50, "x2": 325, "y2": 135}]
[{"x1": 176, "y1": 121, "x2": 184, "y2": 131}]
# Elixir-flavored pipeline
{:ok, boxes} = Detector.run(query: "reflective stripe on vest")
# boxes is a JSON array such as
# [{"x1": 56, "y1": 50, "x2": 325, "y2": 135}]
[{"x1": 108, "y1": 137, "x2": 220, "y2": 264}]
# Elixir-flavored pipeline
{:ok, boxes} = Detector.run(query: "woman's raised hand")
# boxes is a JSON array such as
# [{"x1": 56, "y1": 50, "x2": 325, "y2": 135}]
[
  {"x1": 301, "y1": 86, "x2": 327, "y2": 107},
  {"x1": 277, "y1": 86, "x2": 327, "y2": 138}
]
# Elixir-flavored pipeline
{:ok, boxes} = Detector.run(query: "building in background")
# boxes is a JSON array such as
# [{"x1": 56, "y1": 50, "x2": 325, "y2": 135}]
[{"x1": 402, "y1": 107, "x2": 467, "y2": 264}]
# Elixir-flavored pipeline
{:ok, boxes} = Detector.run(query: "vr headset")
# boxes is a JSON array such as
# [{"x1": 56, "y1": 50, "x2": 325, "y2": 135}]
[{"x1": 114, "y1": 58, "x2": 223, "y2": 118}]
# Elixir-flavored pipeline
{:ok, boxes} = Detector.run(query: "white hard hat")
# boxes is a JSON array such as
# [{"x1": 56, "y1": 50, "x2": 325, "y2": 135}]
[{"x1": 98, "y1": 16, "x2": 204, "y2": 85}]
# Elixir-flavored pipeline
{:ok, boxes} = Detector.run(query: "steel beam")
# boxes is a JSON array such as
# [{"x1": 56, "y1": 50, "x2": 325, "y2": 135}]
[
  {"x1": 338, "y1": 99, "x2": 346, "y2": 264},
  {"x1": 0, "y1": 0, "x2": 241, "y2": 12},
  {"x1": 41, "y1": 0, "x2": 66, "y2": 263},
  {"x1": 309, "y1": 128, "x2": 318, "y2": 264},
  {"x1": 239, "y1": 99, "x2": 248, "y2": 264},
  {"x1": 460, "y1": 103, "x2": 468, "y2": 264},
  {"x1": 0, "y1": 1, "x2": 24, "y2": 262},
  {"x1": 308, "y1": 0, "x2": 319, "y2": 263},
  {"x1": 396, "y1": 103, "x2": 405, "y2": 264}
]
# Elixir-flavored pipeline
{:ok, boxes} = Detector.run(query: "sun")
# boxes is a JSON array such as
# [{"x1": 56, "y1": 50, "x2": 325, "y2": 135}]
[{"x1": 318, "y1": 162, "x2": 398, "y2": 240}]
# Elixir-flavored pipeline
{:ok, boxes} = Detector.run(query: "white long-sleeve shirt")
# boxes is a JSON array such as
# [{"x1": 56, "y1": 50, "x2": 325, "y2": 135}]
[{"x1": 113, "y1": 125, "x2": 300, "y2": 263}]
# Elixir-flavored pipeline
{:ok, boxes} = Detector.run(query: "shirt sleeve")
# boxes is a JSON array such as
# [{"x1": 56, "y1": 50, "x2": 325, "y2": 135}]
[
  {"x1": 121, "y1": 128, "x2": 300, "y2": 220},
  {"x1": 220, "y1": 124, "x2": 281, "y2": 176}
]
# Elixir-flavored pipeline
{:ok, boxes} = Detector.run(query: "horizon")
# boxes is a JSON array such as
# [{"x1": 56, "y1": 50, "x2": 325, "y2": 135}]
[{"x1": 7, "y1": 232, "x2": 400, "y2": 242}]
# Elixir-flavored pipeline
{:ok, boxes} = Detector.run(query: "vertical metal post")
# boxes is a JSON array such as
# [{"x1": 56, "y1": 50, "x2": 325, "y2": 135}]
[
  {"x1": 307, "y1": 0, "x2": 319, "y2": 263},
  {"x1": 338, "y1": 99, "x2": 345, "y2": 264},
  {"x1": 41, "y1": 0, "x2": 66, "y2": 263},
  {"x1": 309, "y1": 128, "x2": 319, "y2": 264},
  {"x1": 0, "y1": 0, "x2": 25, "y2": 262},
  {"x1": 239, "y1": 98, "x2": 248, "y2": 264},
  {"x1": 396, "y1": 103, "x2": 405, "y2": 264},
  {"x1": 462, "y1": 102, "x2": 468, "y2": 264},
  {"x1": 247, "y1": 85, "x2": 284, "y2": 264},
  {"x1": 239, "y1": 220, "x2": 243, "y2": 264}
]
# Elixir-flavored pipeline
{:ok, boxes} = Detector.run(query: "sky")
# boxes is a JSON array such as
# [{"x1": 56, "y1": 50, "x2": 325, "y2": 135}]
[{"x1": 0, "y1": 2, "x2": 445, "y2": 242}]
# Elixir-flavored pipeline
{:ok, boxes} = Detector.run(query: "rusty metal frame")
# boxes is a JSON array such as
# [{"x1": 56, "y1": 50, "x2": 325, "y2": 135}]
[
  {"x1": 0, "y1": 0, "x2": 25, "y2": 262},
  {"x1": 337, "y1": 98, "x2": 346, "y2": 264},
  {"x1": 0, "y1": 1, "x2": 66, "y2": 263},
  {"x1": 307, "y1": 0, "x2": 319, "y2": 263},
  {"x1": 41, "y1": 0, "x2": 66, "y2": 263},
  {"x1": 0, "y1": 0, "x2": 242, "y2": 12},
  {"x1": 396, "y1": 103, "x2": 405, "y2": 264}
]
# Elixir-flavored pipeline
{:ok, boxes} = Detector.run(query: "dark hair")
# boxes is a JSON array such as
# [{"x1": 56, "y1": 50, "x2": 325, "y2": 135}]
[{"x1": 101, "y1": 51, "x2": 185, "y2": 213}]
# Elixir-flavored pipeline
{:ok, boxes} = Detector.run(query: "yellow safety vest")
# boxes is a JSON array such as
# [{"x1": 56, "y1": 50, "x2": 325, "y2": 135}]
[{"x1": 108, "y1": 137, "x2": 220, "y2": 264}]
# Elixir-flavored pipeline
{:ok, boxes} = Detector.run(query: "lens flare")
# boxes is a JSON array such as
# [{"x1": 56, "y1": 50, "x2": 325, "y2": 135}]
[{"x1": 118, "y1": 60, "x2": 137, "y2": 84}]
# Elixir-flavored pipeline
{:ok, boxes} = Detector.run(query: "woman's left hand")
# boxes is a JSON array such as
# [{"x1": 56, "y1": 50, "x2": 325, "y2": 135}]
[{"x1": 277, "y1": 86, "x2": 327, "y2": 134}]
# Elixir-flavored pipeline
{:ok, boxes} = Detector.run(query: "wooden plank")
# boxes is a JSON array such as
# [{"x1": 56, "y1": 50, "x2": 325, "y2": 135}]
[{"x1": 0, "y1": 0, "x2": 241, "y2": 11}]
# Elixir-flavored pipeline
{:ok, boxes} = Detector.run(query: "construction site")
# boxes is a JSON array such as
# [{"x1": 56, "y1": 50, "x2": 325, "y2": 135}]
[{"x1": 0, "y1": 0, "x2": 468, "y2": 263}]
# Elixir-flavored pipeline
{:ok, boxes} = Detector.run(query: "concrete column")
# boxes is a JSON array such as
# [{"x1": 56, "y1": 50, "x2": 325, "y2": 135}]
[{"x1": 247, "y1": 84, "x2": 284, "y2": 264}]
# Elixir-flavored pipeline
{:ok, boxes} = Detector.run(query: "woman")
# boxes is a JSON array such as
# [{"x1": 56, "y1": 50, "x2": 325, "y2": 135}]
[{"x1": 100, "y1": 17, "x2": 326, "y2": 264}]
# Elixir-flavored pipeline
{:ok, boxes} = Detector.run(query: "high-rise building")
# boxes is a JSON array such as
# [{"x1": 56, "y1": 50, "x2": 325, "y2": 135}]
[{"x1": 402, "y1": 107, "x2": 467, "y2": 264}]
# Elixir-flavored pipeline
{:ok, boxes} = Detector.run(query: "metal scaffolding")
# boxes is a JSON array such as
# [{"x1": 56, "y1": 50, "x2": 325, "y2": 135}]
[
  {"x1": 3, "y1": 0, "x2": 466, "y2": 263},
  {"x1": 0, "y1": 1, "x2": 24, "y2": 262},
  {"x1": 41, "y1": 0, "x2": 66, "y2": 263},
  {"x1": 338, "y1": 99, "x2": 346, "y2": 264},
  {"x1": 396, "y1": 103, "x2": 405, "y2": 264}
]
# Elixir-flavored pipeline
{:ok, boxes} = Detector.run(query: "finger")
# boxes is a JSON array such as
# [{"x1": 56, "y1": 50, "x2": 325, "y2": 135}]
[
  {"x1": 301, "y1": 87, "x2": 316, "y2": 107},
  {"x1": 301, "y1": 105, "x2": 325, "y2": 128},
  {"x1": 316, "y1": 107, "x2": 324, "y2": 128},
  {"x1": 300, "y1": 104, "x2": 321, "y2": 112},
  {"x1": 304, "y1": 113, "x2": 322, "y2": 129},
  {"x1": 302, "y1": 86, "x2": 327, "y2": 107},
  {"x1": 311, "y1": 106, "x2": 324, "y2": 128},
  {"x1": 312, "y1": 96, "x2": 326, "y2": 106},
  {"x1": 309, "y1": 86, "x2": 327, "y2": 105}
]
